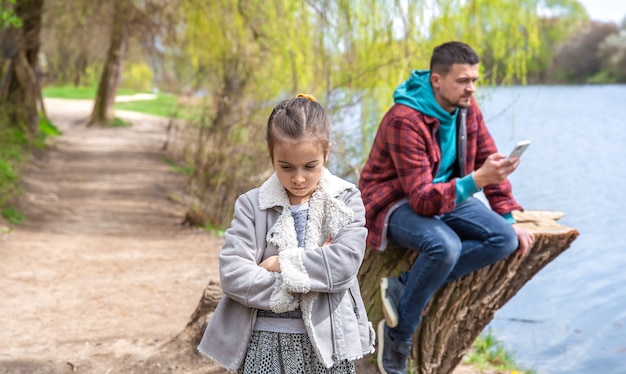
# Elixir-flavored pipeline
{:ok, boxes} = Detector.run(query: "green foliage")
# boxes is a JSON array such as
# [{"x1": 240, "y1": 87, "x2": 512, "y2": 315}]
[
  {"x1": 0, "y1": 125, "x2": 27, "y2": 207},
  {"x1": 121, "y1": 62, "x2": 154, "y2": 92},
  {"x1": 525, "y1": 2, "x2": 589, "y2": 83},
  {"x1": 38, "y1": 116, "x2": 61, "y2": 137},
  {"x1": 29, "y1": 115, "x2": 62, "y2": 150},
  {"x1": 2, "y1": 126, "x2": 28, "y2": 148},
  {"x1": 0, "y1": 158, "x2": 17, "y2": 200},
  {"x1": 1, "y1": 0, "x2": 22, "y2": 28},
  {"x1": 163, "y1": 156, "x2": 194, "y2": 176},
  {"x1": 170, "y1": 0, "x2": 551, "y2": 226},
  {"x1": 38, "y1": 0, "x2": 110, "y2": 87},
  {"x1": 463, "y1": 329, "x2": 534, "y2": 373},
  {"x1": 552, "y1": 21, "x2": 620, "y2": 83},
  {"x1": 597, "y1": 31, "x2": 626, "y2": 83},
  {"x1": 586, "y1": 69, "x2": 613, "y2": 84},
  {"x1": 82, "y1": 64, "x2": 104, "y2": 87},
  {"x1": 0, "y1": 112, "x2": 59, "y2": 209},
  {"x1": 1, "y1": 206, "x2": 24, "y2": 224},
  {"x1": 202, "y1": 222, "x2": 225, "y2": 236}
]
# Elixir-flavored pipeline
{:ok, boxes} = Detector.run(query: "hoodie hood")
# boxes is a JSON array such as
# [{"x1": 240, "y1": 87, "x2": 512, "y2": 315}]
[
  {"x1": 394, "y1": 69, "x2": 459, "y2": 182},
  {"x1": 393, "y1": 69, "x2": 457, "y2": 123}
]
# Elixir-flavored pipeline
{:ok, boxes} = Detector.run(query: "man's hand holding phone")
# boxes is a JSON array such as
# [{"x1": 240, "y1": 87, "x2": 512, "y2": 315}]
[
  {"x1": 508, "y1": 140, "x2": 531, "y2": 160},
  {"x1": 473, "y1": 140, "x2": 531, "y2": 188}
]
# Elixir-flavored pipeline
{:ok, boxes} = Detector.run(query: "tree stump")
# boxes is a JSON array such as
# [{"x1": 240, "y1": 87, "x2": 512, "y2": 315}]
[
  {"x1": 171, "y1": 279, "x2": 224, "y2": 349},
  {"x1": 357, "y1": 210, "x2": 579, "y2": 374},
  {"x1": 117, "y1": 280, "x2": 228, "y2": 373}
]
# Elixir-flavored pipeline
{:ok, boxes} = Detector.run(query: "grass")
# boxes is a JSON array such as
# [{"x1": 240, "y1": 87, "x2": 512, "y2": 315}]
[
  {"x1": 1, "y1": 207, "x2": 25, "y2": 224},
  {"x1": 106, "y1": 117, "x2": 133, "y2": 128},
  {"x1": 368, "y1": 327, "x2": 530, "y2": 374},
  {"x1": 0, "y1": 114, "x2": 60, "y2": 224},
  {"x1": 43, "y1": 85, "x2": 137, "y2": 99},
  {"x1": 163, "y1": 156, "x2": 195, "y2": 176},
  {"x1": 0, "y1": 127, "x2": 27, "y2": 208},
  {"x1": 462, "y1": 329, "x2": 534, "y2": 374},
  {"x1": 203, "y1": 222, "x2": 226, "y2": 236},
  {"x1": 115, "y1": 93, "x2": 192, "y2": 119},
  {"x1": 43, "y1": 85, "x2": 196, "y2": 120}
]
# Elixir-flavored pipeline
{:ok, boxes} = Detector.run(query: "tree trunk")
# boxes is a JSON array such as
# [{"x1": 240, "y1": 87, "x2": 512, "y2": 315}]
[
  {"x1": 357, "y1": 210, "x2": 579, "y2": 374},
  {"x1": 171, "y1": 280, "x2": 223, "y2": 349},
  {"x1": 172, "y1": 210, "x2": 577, "y2": 374},
  {"x1": 88, "y1": 0, "x2": 129, "y2": 125},
  {"x1": 0, "y1": 0, "x2": 45, "y2": 135}
]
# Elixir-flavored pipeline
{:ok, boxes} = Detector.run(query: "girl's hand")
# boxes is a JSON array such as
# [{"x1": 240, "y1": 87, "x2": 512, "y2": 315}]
[
  {"x1": 323, "y1": 236, "x2": 333, "y2": 246},
  {"x1": 259, "y1": 255, "x2": 281, "y2": 273}
]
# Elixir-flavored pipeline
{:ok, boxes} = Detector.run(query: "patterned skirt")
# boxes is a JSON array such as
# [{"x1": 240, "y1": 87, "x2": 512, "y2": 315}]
[{"x1": 237, "y1": 330, "x2": 356, "y2": 374}]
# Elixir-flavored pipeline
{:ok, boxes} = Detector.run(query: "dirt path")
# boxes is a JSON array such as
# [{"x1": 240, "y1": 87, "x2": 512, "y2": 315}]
[{"x1": 0, "y1": 99, "x2": 222, "y2": 373}]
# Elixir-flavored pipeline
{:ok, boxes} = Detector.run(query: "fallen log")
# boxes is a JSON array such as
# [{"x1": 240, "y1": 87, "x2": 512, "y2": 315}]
[{"x1": 357, "y1": 210, "x2": 579, "y2": 373}]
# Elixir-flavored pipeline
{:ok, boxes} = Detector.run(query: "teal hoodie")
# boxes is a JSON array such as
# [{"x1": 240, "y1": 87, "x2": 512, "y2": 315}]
[{"x1": 393, "y1": 70, "x2": 480, "y2": 205}]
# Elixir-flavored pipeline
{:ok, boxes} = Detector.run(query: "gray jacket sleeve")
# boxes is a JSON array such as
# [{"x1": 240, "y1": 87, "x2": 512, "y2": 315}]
[
  {"x1": 301, "y1": 188, "x2": 368, "y2": 293},
  {"x1": 218, "y1": 193, "x2": 275, "y2": 310}
]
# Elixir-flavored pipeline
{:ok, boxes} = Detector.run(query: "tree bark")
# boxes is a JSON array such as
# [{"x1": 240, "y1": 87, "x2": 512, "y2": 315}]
[
  {"x1": 0, "y1": 0, "x2": 45, "y2": 135},
  {"x1": 171, "y1": 280, "x2": 223, "y2": 349},
  {"x1": 88, "y1": 0, "x2": 129, "y2": 125},
  {"x1": 357, "y1": 210, "x2": 579, "y2": 374}
]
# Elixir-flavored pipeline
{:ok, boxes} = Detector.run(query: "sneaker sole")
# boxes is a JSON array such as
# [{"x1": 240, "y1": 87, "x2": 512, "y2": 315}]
[
  {"x1": 380, "y1": 277, "x2": 399, "y2": 328},
  {"x1": 376, "y1": 320, "x2": 388, "y2": 374}
]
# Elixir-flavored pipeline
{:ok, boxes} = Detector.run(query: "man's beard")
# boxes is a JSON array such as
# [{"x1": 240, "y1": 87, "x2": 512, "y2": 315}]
[{"x1": 456, "y1": 96, "x2": 472, "y2": 108}]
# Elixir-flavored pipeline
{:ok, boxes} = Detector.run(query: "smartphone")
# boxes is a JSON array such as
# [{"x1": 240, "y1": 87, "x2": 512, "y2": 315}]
[{"x1": 508, "y1": 140, "x2": 531, "y2": 159}]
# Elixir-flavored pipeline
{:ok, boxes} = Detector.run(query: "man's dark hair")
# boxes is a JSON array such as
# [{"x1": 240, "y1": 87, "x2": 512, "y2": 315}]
[{"x1": 430, "y1": 41, "x2": 480, "y2": 76}]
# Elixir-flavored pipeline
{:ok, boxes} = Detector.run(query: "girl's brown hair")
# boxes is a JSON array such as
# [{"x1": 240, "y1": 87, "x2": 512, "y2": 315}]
[{"x1": 266, "y1": 95, "x2": 331, "y2": 162}]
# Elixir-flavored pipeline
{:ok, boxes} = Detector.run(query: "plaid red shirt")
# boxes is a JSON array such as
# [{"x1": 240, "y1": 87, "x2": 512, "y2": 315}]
[{"x1": 358, "y1": 100, "x2": 522, "y2": 250}]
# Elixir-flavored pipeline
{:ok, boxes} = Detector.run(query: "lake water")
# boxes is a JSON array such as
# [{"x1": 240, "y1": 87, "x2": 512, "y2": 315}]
[{"x1": 478, "y1": 85, "x2": 626, "y2": 374}]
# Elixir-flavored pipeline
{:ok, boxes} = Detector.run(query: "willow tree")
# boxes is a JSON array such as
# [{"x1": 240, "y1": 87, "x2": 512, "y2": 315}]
[
  {"x1": 287, "y1": 0, "x2": 548, "y2": 178},
  {"x1": 172, "y1": 0, "x2": 548, "y2": 226},
  {"x1": 173, "y1": 0, "x2": 319, "y2": 227},
  {"x1": 41, "y1": 0, "x2": 110, "y2": 87}
]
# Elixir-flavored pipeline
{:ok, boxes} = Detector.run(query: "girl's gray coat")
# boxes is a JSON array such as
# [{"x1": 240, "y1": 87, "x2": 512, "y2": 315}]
[{"x1": 197, "y1": 169, "x2": 375, "y2": 371}]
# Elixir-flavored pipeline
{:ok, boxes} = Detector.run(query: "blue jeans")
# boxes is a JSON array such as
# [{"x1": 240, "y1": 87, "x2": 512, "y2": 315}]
[{"x1": 387, "y1": 197, "x2": 518, "y2": 342}]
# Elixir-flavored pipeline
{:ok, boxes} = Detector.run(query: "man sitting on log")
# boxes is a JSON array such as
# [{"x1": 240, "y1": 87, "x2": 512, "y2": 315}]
[{"x1": 358, "y1": 41, "x2": 535, "y2": 374}]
